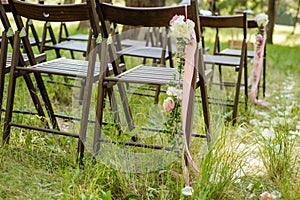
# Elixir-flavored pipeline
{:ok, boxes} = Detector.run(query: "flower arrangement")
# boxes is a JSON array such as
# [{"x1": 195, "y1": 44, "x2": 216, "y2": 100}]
[
  {"x1": 163, "y1": 15, "x2": 195, "y2": 138},
  {"x1": 163, "y1": 14, "x2": 196, "y2": 197},
  {"x1": 255, "y1": 13, "x2": 268, "y2": 44},
  {"x1": 250, "y1": 13, "x2": 270, "y2": 106}
]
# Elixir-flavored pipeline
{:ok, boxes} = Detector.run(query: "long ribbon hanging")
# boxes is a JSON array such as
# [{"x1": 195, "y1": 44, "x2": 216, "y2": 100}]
[
  {"x1": 181, "y1": 4, "x2": 200, "y2": 178},
  {"x1": 250, "y1": 27, "x2": 270, "y2": 106}
]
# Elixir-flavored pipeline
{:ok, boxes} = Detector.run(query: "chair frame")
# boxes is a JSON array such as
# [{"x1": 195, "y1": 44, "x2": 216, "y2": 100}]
[
  {"x1": 1, "y1": 0, "x2": 99, "y2": 160},
  {"x1": 0, "y1": 1, "x2": 46, "y2": 118},
  {"x1": 217, "y1": 18, "x2": 267, "y2": 98},
  {"x1": 200, "y1": 13, "x2": 248, "y2": 124},
  {"x1": 79, "y1": 0, "x2": 212, "y2": 157}
]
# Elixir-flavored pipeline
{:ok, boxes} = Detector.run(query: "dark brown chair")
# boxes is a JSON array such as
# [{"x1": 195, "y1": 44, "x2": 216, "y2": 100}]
[
  {"x1": 79, "y1": 0, "x2": 212, "y2": 159},
  {"x1": 1, "y1": 0, "x2": 101, "y2": 157},
  {"x1": 38, "y1": 0, "x2": 91, "y2": 59},
  {"x1": 217, "y1": 18, "x2": 267, "y2": 97},
  {"x1": 0, "y1": 2, "x2": 46, "y2": 118},
  {"x1": 200, "y1": 13, "x2": 248, "y2": 124},
  {"x1": 57, "y1": 0, "x2": 89, "y2": 44}
]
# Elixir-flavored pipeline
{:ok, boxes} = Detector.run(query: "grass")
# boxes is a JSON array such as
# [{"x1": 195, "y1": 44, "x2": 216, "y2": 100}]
[{"x1": 0, "y1": 19, "x2": 300, "y2": 199}]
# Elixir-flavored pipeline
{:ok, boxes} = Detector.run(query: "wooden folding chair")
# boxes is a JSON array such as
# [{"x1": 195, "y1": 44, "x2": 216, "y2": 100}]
[
  {"x1": 217, "y1": 18, "x2": 267, "y2": 97},
  {"x1": 79, "y1": 0, "x2": 212, "y2": 160},
  {"x1": 57, "y1": 0, "x2": 90, "y2": 45},
  {"x1": 0, "y1": 2, "x2": 46, "y2": 118},
  {"x1": 38, "y1": 1, "x2": 91, "y2": 59},
  {"x1": 200, "y1": 13, "x2": 248, "y2": 124},
  {"x1": 1, "y1": 0, "x2": 101, "y2": 156}
]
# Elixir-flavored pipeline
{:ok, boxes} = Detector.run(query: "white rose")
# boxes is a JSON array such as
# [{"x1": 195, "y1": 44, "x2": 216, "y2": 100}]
[{"x1": 255, "y1": 13, "x2": 269, "y2": 27}]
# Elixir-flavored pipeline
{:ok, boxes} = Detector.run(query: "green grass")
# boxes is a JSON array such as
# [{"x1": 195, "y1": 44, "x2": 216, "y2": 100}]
[{"x1": 0, "y1": 21, "x2": 300, "y2": 199}]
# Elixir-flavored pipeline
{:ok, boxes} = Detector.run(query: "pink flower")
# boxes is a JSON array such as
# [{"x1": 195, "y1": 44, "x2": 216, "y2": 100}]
[
  {"x1": 170, "y1": 15, "x2": 180, "y2": 25},
  {"x1": 163, "y1": 97, "x2": 175, "y2": 112},
  {"x1": 256, "y1": 34, "x2": 263, "y2": 42},
  {"x1": 260, "y1": 191, "x2": 275, "y2": 200}
]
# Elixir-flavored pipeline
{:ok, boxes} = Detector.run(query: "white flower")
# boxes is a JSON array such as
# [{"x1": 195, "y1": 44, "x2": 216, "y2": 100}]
[
  {"x1": 166, "y1": 86, "x2": 182, "y2": 99},
  {"x1": 170, "y1": 15, "x2": 195, "y2": 40},
  {"x1": 182, "y1": 186, "x2": 194, "y2": 196},
  {"x1": 262, "y1": 127, "x2": 275, "y2": 140},
  {"x1": 255, "y1": 13, "x2": 269, "y2": 27}
]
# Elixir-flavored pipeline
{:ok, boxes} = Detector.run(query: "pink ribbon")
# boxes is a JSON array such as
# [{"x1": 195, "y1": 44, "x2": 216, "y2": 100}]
[
  {"x1": 181, "y1": 31, "x2": 200, "y2": 173},
  {"x1": 250, "y1": 28, "x2": 270, "y2": 106}
]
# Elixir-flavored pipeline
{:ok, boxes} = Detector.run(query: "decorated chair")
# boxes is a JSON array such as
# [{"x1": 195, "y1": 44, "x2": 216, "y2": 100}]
[
  {"x1": 77, "y1": 0, "x2": 212, "y2": 177},
  {"x1": 217, "y1": 18, "x2": 267, "y2": 99},
  {"x1": 200, "y1": 13, "x2": 248, "y2": 124}
]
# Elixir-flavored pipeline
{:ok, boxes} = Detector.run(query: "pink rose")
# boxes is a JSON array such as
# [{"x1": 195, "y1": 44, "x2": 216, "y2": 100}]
[
  {"x1": 163, "y1": 97, "x2": 175, "y2": 112},
  {"x1": 256, "y1": 34, "x2": 263, "y2": 42},
  {"x1": 170, "y1": 15, "x2": 180, "y2": 25},
  {"x1": 260, "y1": 191, "x2": 275, "y2": 200}
]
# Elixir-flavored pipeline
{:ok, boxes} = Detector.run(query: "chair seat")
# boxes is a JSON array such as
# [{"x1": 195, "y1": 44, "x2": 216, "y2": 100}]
[
  {"x1": 5, "y1": 53, "x2": 47, "y2": 73},
  {"x1": 16, "y1": 57, "x2": 123, "y2": 78},
  {"x1": 27, "y1": 37, "x2": 51, "y2": 46},
  {"x1": 116, "y1": 65, "x2": 178, "y2": 84},
  {"x1": 65, "y1": 34, "x2": 89, "y2": 41},
  {"x1": 218, "y1": 48, "x2": 255, "y2": 58},
  {"x1": 48, "y1": 40, "x2": 87, "y2": 52},
  {"x1": 120, "y1": 39, "x2": 147, "y2": 47},
  {"x1": 114, "y1": 65, "x2": 213, "y2": 85},
  {"x1": 203, "y1": 54, "x2": 241, "y2": 66},
  {"x1": 117, "y1": 46, "x2": 171, "y2": 59},
  {"x1": 17, "y1": 58, "x2": 99, "y2": 78}
]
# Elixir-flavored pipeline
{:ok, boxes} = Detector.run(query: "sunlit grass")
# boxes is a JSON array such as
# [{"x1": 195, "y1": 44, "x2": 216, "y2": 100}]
[{"x1": 0, "y1": 20, "x2": 299, "y2": 199}]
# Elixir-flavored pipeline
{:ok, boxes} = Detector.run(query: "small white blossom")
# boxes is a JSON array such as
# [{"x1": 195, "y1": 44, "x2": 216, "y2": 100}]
[
  {"x1": 166, "y1": 86, "x2": 182, "y2": 99},
  {"x1": 182, "y1": 186, "x2": 194, "y2": 196}
]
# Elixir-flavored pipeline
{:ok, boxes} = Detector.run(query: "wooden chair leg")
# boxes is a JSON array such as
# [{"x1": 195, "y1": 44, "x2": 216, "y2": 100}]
[
  {"x1": 0, "y1": 31, "x2": 8, "y2": 119},
  {"x1": 263, "y1": 55, "x2": 266, "y2": 97},
  {"x1": 218, "y1": 65, "x2": 223, "y2": 90},
  {"x1": 232, "y1": 64, "x2": 243, "y2": 125},
  {"x1": 77, "y1": 40, "x2": 97, "y2": 162},
  {"x1": 199, "y1": 75, "x2": 211, "y2": 143},
  {"x1": 2, "y1": 70, "x2": 17, "y2": 145},
  {"x1": 244, "y1": 60, "x2": 248, "y2": 109},
  {"x1": 93, "y1": 85, "x2": 106, "y2": 156}
]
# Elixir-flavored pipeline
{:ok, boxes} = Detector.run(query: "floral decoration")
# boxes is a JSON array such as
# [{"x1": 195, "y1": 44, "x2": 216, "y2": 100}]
[
  {"x1": 163, "y1": 15, "x2": 195, "y2": 138},
  {"x1": 163, "y1": 14, "x2": 196, "y2": 196},
  {"x1": 250, "y1": 13, "x2": 270, "y2": 106}
]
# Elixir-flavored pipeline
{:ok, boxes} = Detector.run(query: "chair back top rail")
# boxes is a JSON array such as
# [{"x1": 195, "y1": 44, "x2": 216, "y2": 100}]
[
  {"x1": 8, "y1": 0, "x2": 89, "y2": 22},
  {"x1": 200, "y1": 14, "x2": 247, "y2": 29},
  {"x1": 97, "y1": 1, "x2": 200, "y2": 42},
  {"x1": 247, "y1": 19, "x2": 258, "y2": 28}
]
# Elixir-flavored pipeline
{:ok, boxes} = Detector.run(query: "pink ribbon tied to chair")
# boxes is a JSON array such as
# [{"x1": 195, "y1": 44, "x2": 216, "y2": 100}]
[
  {"x1": 181, "y1": 30, "x2": 200, "y2": 173},
  {"x1": 250, "y1": 19, "x2": 270, "y2": 106}
]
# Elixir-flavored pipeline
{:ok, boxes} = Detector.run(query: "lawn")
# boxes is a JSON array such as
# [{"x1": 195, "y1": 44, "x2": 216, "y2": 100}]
[{"x1": 0, "y1": 22, "x2": 299, "y2": 199}]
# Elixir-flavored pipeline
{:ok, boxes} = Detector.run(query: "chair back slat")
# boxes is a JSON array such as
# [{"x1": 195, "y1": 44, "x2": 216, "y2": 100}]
[
  {"x1": 200, "y1": 15, "x2": 246, "y2": 29},
  {"x1": 247, "y1": 19, "x2": 258, "y2": 28},
  {"x1": 8, "y1": 0, "x2": 90, "y2": 22},
  {"x1": 97, "y1": 1, "x2": 200, "y2": 42}
]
